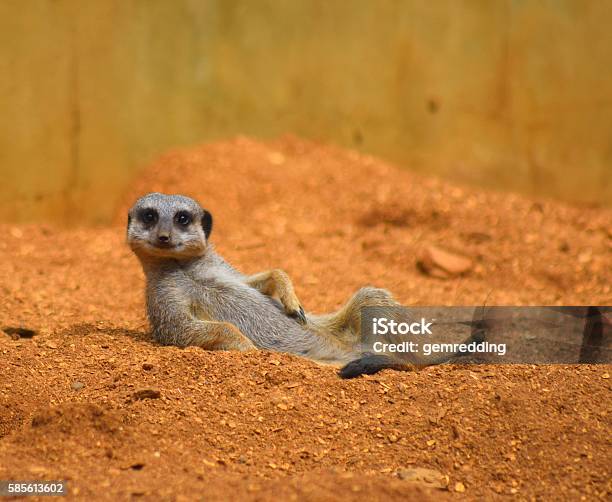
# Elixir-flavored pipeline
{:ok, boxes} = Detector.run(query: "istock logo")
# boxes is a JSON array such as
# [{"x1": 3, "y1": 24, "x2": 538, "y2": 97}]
[{"x1": 371, "y1": 317, "x2": 434, "y2": 336}]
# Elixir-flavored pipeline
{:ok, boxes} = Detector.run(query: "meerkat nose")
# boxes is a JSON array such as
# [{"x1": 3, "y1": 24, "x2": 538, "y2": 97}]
[{"x1": 158, "y1": 234, "x2": 170, "y2": 243}]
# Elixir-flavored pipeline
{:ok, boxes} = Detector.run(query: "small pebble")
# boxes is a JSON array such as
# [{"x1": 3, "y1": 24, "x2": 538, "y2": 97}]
[{"x1": 133, "y1": 388, "x2": 161, "y2": 400}]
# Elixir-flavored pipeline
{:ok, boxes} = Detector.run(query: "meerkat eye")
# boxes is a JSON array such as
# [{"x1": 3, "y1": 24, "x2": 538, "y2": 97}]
[
  {"x1": 139, "y1": 209, "x2": 158, "y2": 225},
  {"x1": 175, "y1": 211, "x2": 192, "y2": 227}
]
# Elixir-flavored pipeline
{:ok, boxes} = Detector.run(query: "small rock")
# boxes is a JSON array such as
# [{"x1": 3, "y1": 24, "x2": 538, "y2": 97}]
[
  {"x1": 577, "y1": 251, "x2": 592, "y2": 264},
  {"x1": 133, "y1": 388, "x2": 161, "y2": 400},
  {"x1": 28, "y1": 466, "x2": 48, "y2": 475},
  {"x1": 71, "y1": 381, "x2": 85, "y2": 391},
  {"x1": 417, "y1": 245, "x2": 473, "y2": 278},
  {"x1": 397, "y1": 467, "x2": 448, "y2": 490},
  {"x1": 142, "y1": 362, "x2": 154, "y2": 371},
  {"x1": 455, "y1": 481, "x2": 466, "y2": 493},
  {"x1": 46, "y1": 341, "x2": 59, "y2": 349},
  {"x1": 602, "y1": 373, "x2": 610, "y2": 379},
  {"x1": 267, "y1": 152, "x2": 286, "y2": 166},
  {"x1": 10, "y1": 227, "x2": 24, "y2": 239},
  {"x1": 451, "y1": 425, "x2": 461, "y2": 439}
]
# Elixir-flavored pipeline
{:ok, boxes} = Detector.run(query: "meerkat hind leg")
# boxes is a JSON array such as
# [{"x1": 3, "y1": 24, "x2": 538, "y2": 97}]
[
  {"x1": 189, "y1": 304, "x2": 256, "y2": 351},
  {"x1": 316, "y1": 287, "x2": 400, "y2": 337},
  {"x1": 194, "y1": 321, "x2": 256, "y2": 351}
]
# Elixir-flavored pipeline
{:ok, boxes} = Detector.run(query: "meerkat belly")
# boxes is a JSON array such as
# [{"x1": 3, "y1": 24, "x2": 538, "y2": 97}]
[{"x1": 199, "y1": 279, "x2": 320, "y2": 354}]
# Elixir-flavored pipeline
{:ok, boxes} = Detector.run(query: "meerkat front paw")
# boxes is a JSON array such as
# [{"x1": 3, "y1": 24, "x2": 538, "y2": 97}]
[
  {"x1": 288, "y1": 304, "x2": 307, "y2": 324},
  {"x1": 278, "y1": 290, "x2": 306, "y2": 324},
  {"x1": 245, "y1": 269, "x2": 307, "y2": 324}
]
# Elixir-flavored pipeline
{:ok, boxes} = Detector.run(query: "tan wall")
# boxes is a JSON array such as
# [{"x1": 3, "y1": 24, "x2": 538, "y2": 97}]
[{"x1": 1, "y1": 0, "x2": 611, "y2": 223}]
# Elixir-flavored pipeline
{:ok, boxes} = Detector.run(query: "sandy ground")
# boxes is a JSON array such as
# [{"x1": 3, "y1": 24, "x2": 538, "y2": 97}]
[{"x1": 0, "y1": 136, "x2": 610, "y2": 500}]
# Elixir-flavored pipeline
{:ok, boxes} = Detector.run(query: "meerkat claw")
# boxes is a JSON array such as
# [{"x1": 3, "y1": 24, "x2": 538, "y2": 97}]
[{"x1": 290, "y1": 306, "x2": 307, "y2": 324}]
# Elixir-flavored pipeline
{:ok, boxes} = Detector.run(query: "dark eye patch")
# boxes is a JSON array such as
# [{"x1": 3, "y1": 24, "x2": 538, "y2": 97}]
[
  {"x1": 175, "y1": 211, "x2": 192, "y2": 227},
  {"x1": 138, "y1": 208, "x2": 158, "y2": 225}
]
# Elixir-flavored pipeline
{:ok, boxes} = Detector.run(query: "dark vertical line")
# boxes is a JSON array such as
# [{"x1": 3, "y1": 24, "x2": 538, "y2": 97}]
[{"x1": 579, "y1": 307, "x2": 603, "y2": 363}]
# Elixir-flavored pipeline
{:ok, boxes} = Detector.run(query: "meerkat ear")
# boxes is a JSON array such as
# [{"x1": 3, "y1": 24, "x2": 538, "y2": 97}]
[{"x1": 201, "y1": 210, "x2": 213, "y2": 239}]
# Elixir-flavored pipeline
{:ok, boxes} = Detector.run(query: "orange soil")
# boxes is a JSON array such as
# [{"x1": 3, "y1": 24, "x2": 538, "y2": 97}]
[{"x1": 1, "y1": 136, "x2": 610, "y2": 500}]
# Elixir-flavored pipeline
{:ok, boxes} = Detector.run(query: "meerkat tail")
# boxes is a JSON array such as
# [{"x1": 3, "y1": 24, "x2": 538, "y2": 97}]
[
  {"x1": 338, "y1": 354, "x2": 414, "y2": 379},
  {"x1": 339, "y1": 328, "x2": 486, "y2": 379},
  {"x1": 338, "y1": 350, "x2": 463, "y2": 379}
]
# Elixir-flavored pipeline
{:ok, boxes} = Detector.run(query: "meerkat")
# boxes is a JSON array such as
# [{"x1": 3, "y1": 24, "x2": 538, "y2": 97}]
[{"x1": 126, "y1": 193, "x2": 473, "y2": 378}]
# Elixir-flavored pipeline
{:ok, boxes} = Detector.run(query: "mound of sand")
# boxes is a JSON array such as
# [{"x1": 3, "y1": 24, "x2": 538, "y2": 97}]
[
  {"x1": 0, "y1": 136, "x2": 610, "y2": 500},
  {"x1": 119, "y1": 135, "x2": 611, "y2": 307}
]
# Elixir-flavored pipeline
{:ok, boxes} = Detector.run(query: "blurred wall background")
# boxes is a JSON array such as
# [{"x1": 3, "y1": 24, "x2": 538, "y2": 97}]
[{"x1": 1, "y1": 0, "x2": 611, "y2": 224}]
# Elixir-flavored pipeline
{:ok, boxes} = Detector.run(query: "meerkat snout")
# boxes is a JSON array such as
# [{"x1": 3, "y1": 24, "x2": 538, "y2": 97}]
[{"x1": 126, "y1": 192, "x2": 213, "y2": 259}]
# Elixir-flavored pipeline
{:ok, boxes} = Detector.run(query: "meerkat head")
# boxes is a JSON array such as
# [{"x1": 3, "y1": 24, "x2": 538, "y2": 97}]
[{"x1": 126, "y1": 193, "x2": 213, "y2": 259}]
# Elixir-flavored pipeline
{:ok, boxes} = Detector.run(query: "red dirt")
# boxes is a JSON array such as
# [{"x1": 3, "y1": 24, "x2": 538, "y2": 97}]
[{"x1": 1, "y1": 136, "x2": 610, "y2": 500}]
